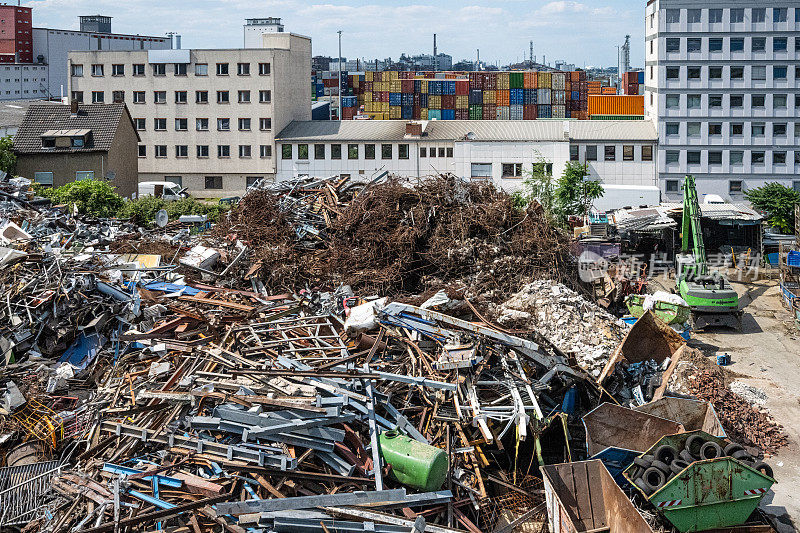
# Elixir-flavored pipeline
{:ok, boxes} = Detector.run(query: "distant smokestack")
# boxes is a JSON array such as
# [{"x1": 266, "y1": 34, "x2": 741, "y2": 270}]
[{"x1": 433, "y1": 34, "x2": 437, "y2": 71}]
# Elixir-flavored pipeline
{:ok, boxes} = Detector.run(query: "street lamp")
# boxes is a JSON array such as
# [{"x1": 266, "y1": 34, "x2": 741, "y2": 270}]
[{"x1": 338, "y1": 30, "x2": 343, "y2": 121}]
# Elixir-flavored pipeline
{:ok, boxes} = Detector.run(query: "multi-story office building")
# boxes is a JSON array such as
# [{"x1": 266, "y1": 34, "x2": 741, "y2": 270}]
[
  {"x1": 645, "y1": 1, "x2": 800, "y2": 200},
  {"x1": 68, "y1": 33, "x2": 311, "y2": 197}
]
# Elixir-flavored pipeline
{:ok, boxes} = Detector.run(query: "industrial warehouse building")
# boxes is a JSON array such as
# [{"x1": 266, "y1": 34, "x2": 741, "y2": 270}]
[{"x1": 275, "y1": 120, "x2": 657, "y2": 197}]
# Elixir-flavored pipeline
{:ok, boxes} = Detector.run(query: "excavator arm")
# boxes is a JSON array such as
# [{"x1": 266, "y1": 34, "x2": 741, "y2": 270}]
[{"x1": 681, "y1": 175, "x2": 707, "y2": 275}]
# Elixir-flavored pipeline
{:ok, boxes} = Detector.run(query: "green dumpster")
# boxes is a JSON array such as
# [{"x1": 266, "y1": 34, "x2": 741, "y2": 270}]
[{"x1": 624, "y1": 431, "x2": 775, "y2": 532}]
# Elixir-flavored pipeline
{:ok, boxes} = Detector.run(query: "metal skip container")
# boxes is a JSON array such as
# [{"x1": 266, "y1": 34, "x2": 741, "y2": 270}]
[{"x1": 378, "y1": 430, "x2": 448, "y2": 492}]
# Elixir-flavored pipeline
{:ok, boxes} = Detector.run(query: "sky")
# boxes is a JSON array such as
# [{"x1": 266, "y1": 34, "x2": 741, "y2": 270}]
[{"x1": 25, "y1": 0, "x2": 644, "y2": 69}]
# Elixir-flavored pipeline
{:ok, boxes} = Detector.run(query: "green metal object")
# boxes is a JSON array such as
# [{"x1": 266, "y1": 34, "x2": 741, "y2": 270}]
[
  {"x1": 378, "y1": 431, "x2": 448, "y2": 492},
  {"x1": 589, "y1": 114, "x2": 645, "y2": 120},
  {"x1": 625, "y1": 295, "x2": 691, "y2": 325},
  {"x1": 624, "y1": 431, "x2": 775, "y2": 532}
]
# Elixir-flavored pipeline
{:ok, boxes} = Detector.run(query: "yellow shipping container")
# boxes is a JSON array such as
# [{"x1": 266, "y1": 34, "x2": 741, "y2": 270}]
[
  {"x1": 388, "y1": 71, "x2": 399, "y2": 81},
  {"x1": 420, "y1": 80, "x2": 428, "y2": 93},
  {"x1": 538, "y1": 72, "x2": 552, "y2": 88},
  {"x1": 365, "y1": 71, "x2": 373, "y2": 82},
  {"x1": 455, "y1": 95, "x2": 468, "y2": 109},
  {"x1": 483, "y1": 90, "x2": 496, "y2": 104},
  {"x1": 497, "y1": 73, "x2": 510, "y2": 90},
  {"x1": 389, "y1": 106, "x2": 401, "y2": 119},
  {"x1": 420, "y1": 108, "x2": 428, "y2": 120},
  {"x1": 381, "y1": 102, "x2": 390, "y2": 113},
  {"x1": 390, "y1": 80, "x2": 402, "y2": 92},
  {"x1": 364, "y1": 91, "x2": 372, "y2": 103},
  {"x1": 429, "y1": 94, "x2": 441, "y2": 109}
]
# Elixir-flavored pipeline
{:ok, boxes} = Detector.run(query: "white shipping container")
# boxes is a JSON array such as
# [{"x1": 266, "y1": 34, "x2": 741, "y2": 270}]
[
  {"x1": 496, "y1": 106, "x2": 510, "y2": 120},
  {"x1": 510, "y1": 104, "x2": 524, "y2": 120},
  {"x1": 537, "y1": 89, "x2": 551, "y2": 105},
  {"x1": 552, "y1": 90, "x2": 566, "y2": 105},
  {"x1": 552, "y1": 72, "x2": 566, "y2": 90},
  {"x1": 552, "y1": 105, "x2": 566, "y2": 118}
]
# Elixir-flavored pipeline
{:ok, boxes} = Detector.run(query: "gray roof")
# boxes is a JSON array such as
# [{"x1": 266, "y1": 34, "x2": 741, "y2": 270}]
[
  {"x1": 0, "y1": 99, "x2": 42, "y2": 128},
  {"x1": 276, "y1": 119, "x2": 658, "y2": 143},
  {"x1": 13, "y1": 102, "x2": 137, "y2": 154}
]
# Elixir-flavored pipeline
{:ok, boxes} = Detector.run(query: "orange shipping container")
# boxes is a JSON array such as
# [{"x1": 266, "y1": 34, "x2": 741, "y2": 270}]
[
  {"x1": 497, "y1": 89, "x2": 510, "y2": 106},
  {"x1": 600, "y1": 87, "x2": 617, "y2": 95},
  {"x1": 588, "y1": 95, "x2": 644, "y2": 116},
  {"x1": 524, "y1": 72, "x2": 537, "y2": 89}
]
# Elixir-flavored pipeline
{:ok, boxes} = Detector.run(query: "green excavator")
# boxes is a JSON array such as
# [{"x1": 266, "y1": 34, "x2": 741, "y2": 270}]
[{"x1": 676, "y1": 175, "x2": 743, "y2": 330}]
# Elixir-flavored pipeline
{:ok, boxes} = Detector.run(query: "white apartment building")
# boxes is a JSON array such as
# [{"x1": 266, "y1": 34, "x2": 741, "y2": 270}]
[
  {"x1": 0, "y1": 63, "x2": 48, "y2": 100},
  {"x1": 275, "y1": 120, "x2": 657, "y2": 205},
  {"x1": 645, "y1": 1, "x2": 800, "y2": 201},
  {"x1": 68, "y1": 33, "x2": 311, "y2": 197}
]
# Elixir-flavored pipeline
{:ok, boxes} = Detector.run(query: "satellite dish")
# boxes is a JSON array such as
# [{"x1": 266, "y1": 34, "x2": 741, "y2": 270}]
[{"x1": 155, "y1": 209, "x2": 169, "y2": 228}]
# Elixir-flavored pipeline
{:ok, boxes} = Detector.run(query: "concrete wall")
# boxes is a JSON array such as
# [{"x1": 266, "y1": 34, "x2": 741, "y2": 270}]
[{"x1": 0, "y1": 63, "x2": 48, "y2": 100}]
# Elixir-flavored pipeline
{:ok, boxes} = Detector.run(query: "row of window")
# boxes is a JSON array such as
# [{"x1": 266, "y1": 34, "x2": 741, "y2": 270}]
[
  {"x1": 74, "y1": 89, "x2": 272, "y2": 105},
  {"x1": 665, "y1": 65, "x2": 798, "y2": 82},
  {"x1": 138, "y1": 144, "x2": 273, "y2": 159},
  {"x1": 71, "y1": 62, "x2": 271, "y2": 78},
  {"x1": 135, "y1": 117, "x2": 272, "y2": 132},
  {"x1": 664, "y1": 93, "x2": 796, "y2": 110},
  {"x1": 664, "y1": 150, "x2": 800, "y2": 165},
  {"x1": 662, "y1": 7, "x2": 798, "y2": 25},
  {"x1": 570, "y1": 145, "x2": 653, "y2": 162},
  {"x1": 281, "y1": 143, "x2": 420, "y2": 160},
  {"x1": 666, "y1": 122, "x2": 800, "y2": 137},
  {"x1": 661, "y1": 36, "x2": 800, "y2": 54},
  {"x1": 31, "y1": 171, "x2": 93, "y2": 186},
  {"x1": 665, "y1": 180, "x2": 800, "y2": 195}
]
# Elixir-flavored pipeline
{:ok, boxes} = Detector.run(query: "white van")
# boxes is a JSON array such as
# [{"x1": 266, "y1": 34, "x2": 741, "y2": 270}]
[{"x1": 137, "y1": 181, "x2": 188, "y2": 201}]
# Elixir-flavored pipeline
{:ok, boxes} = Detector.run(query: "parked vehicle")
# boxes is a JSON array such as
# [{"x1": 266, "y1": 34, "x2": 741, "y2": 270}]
[{"x1": 137, "y1": 181, "x2": 188, "y2": 201}]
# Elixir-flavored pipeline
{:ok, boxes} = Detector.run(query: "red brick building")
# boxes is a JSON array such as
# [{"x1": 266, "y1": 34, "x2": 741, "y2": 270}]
[{"x1": 0, "y1": 5, "x2": 32, "y2": 64}]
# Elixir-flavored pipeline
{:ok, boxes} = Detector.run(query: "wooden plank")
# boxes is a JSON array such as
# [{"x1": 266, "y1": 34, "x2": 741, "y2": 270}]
[
  {"x1": 178, "y1": 295, "x2": 255, "y2": 312},
  {"x1": 586, "y1": 461, "x2": 608, "y2": 530}
]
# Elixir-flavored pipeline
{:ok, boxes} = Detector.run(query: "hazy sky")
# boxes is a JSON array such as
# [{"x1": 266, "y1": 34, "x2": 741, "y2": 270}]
[{"x1": 26, "y1": 0, "x2": 643, "y2": 68}]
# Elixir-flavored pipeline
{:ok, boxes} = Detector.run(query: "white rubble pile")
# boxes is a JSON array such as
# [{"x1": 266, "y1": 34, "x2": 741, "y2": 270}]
[{"x1": 493, "y1": 280, "x2": 630, "y2": 375}]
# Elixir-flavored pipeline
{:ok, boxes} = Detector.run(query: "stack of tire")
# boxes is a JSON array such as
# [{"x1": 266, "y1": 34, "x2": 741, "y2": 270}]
[{"x1": 630, "y1": 435, "x2": 774, "y2": 496}]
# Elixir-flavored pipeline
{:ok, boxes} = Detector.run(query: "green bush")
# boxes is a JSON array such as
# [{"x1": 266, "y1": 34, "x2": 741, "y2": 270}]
[
  {"x1": 34, "y1": 179, "x2": 124, "y2": 218},
  {"x1": 119, "y1": 196, "x2": 228, "y2": 225}
]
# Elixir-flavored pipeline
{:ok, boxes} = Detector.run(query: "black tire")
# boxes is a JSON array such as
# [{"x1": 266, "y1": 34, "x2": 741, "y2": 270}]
[
  {"x1": 643, "y1": 466, "x2": 666, "y2": 492},
  {"x1": 650, "y1": 459, "x2": 671, "y2": 474},
  {"x1": 667, "y1": 472, "x2": 676, "y2": 482},
  {"x1": 629, "y1": 466, "x2": 643, "y2": 480},
  {"x1": 633, "y1": 454, "x2": 654, "y2": 469},
  {"x1": 680, "y1": 449, "x2": 696, "y2": 463},
  {"x1": 724, "y1": 442, "x2": 745, "y2": 456},
  {"x1": 753, "y1": 462, "x2": 774, "y2": 478},
  {"x1": 654, "y1": 444, "x2": 679, "y2": 465},
  {"x1": 685, "y1": 435, "x2": 706, "y2": 457},
  {"x1": 634, "y1": 477, "x2": 653, "y2": 496},
  {"x1": 670, "y1": 459, "x2": 690, "y2": 474},
  {"x1": 700, "y1": 441, "x2": 723, "y2": 460},
  {"x1": 732, "y1": 449, "x2": 753, "y2": 461}
]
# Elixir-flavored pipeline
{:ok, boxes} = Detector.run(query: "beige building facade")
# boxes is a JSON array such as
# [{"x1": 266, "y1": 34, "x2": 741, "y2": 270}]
[{"x1": 68, "y1": 33, "x2": 311, "y2": 197}]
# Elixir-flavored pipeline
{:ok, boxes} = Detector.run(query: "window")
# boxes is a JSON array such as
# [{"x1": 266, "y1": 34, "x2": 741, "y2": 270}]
[
  {"x1": 134, "y1": 118, "x2": 146, "y2": 130},
  {"x1": 709, "y1": 9, "x2": 722, "y2": 23},
  {"x1": 774, "y1": 152, "x2": 787, "y2": 164},
  {"x1": 582, "y1": 145, "x2": 596, "y2": 161},
  {"x1": 205, "y1": 176, "x2": 223, "y2": 190},
  {"x1": 730, "y1": 38, "x2": 744, "y2": 52},
  {"x1": 687, "y1": 67, "x2": 701, "y2": 79},
  {"x1": 175, "y1": 91, "x2": 187, "y2": 104},
  {"x1": 687, "y1": 38, "x2": 701, "y2": 52},
  {"x1": 709, "y1": 39, "x2": 723, "y2": 53},
  {"x1": 429, "y1": 147, "x2": 436, "y2": 157},
  {"x1": 259, "y1": 90, "x2": 271, "y2": 103},
  {"x1": 709, "y1": 95, "x2": 722, "y2": 108},
  {"x1": 195, "y1": 63, "x2": 208, "y2": 76},
  {"x1": 471, "y1": 163, "x2": 492, "y2": 178},
  {"x1": 218, "y1": 145, "x2": 230, "y2": 158},
  {"x1": 773, "y1": 66, "x2": 787, "y2": 80},
  {"x1": 752, "y1": 123, "x2": 766, "y2": 136},
  {"x1": 502, "y1": 163, "x2": 523, "y2": 178},
  {"x1": 217, "y1": 91, "x2": 230, "y2": 104},
  {"x1": 71, "y1": 91, "x2": 83, "y2": 103},
  {"x1": 752, "y1": 8, "x2": 766, "y2": 23},
  {"x1": 381, "y1": 144, "x2": 392, "y2": 159},
  {"x1": 197, "y1": 145, "x2": 209, "y2": 158},
  {"x1": 687, "y1": 9, "x2": 701, "y2": 23},
  {"x1": 260, "y1": 145, "x2": 272, "y2": 158},
  {"x1": 773, "y1": 7, "x2": 787, "y2": 22},
  {"x1": 155, "y1": 145, "x2": 167, "y2": 158},
  {"x1": 259, "y1": 118, "x2": 272, "y2": 131},
  {"x1": 259, "y1": 63, "x2": 271, "y2": 76},
  {"x1": 730, "y1": 8, "x2": 744, "y2": 23},
  {"x1": 666, "y1": 123, "x2": 679, "y2": 135},
  {"x1": 91, "y1": 91, "x2": 104, "y2": 103},
  {"x1": 152, "y1": 63, "x2": 166, "y2": 76},
  {"x1": 666, "y1": 95, "x2": 680, "y2": 109},
  {"x1": 238, "y1": 90, "x2": 251, "y2": 103},
  {"x1": 774, "y1": 38, "x2": 788, "y2": 52},
  {"x1": 331, "y1": 144, "x2": 342, "y2": 159},
  {"x1": 729, "y1": 181, "x2": 743, "y2": 194},
  {"x1": 730, "y1": 67, "x2": 744, "y2": 80},
  {"x1": 446, "y1": 147, "x2": 453, "y2": 158},
  {"x1": 709, "y1": 67, "x2": 722, "y2": 79},
  {"x1": 438, "y1": 147, "x2": 445, "y2": 158},
  {"x1": 731, "y1": 123, "x2": 743, "y2": 136},
  {"x1": 154, "y1": 118, "x2": 167, "y2": 131},
  {"x1": 34, "y1": 171, "x2": 53, "y2": 185},
  {"x1": 347, "y1": 144, "x2": 358, "y2": 159},
  {"x1": 752, "y1": 94, "x2": 766, "y2": 107},
  {"x1": 708, "y1": 151, "x2": 722, "y2": 165},
  {"x1": 666, "y1": 38, "x2": 680, "y2": 53},
  {"x1": 175, "y1": 145, "x2": 188, "y2": 158},
  {"x1": 246, "y1": 177, "x2": 261, "y2": 189},
  {"x1": 71, "y1": 64, "x2": 83, "y2": 77},
  {"x1": 315, "y1": 144, "x2": 326, "y2": 159},
  {"x1": 154, "y1": 91, "x2": 166, "y2": 104},
  {"x1": 238, "y1": 118, "x2": 251, "y2": 131},
  {"x1": 293, "y1": 144, "x2": 306, "y2": 160},
  {"x1": 532, "y1": 162, "x2": 553, "y2": 176},
  {"x1": 666, "y1": 67, "x2": 680, "y2": 80},
  {"x1": 774, "y1": 94, "x2": 788, "y2": 108},
  {"x1": 217, "y1": 118, "x2": 230, "y2": 131},
  {"x1": 132, "y1": 63, "x2": 145, "y2": 76},
  {"x1": 794, "y1": 181, "x2": 800, "y2": 192},
  {"x1": 666, "y1": 180, "x2": 680, "y2": 193},
  {"x1": 641, "y1": 146, "x2": 653, "y2": 161},
  {"x1": 91, "y1": 64, "x2": 103, "y2": 76},
  {"x1": 239, "y1": 145, "x2": 252, "y2": 158},
  {"x1": 752, "y1": 151, "x2": 765, "y2": 164},
  {"x1": 75, "y1": 171, "x2": 94, "y2": 180},
  {"x1": 112, "y1": 90, "x2": 124, "y2": 103},
  {"x1": 216, "y1": 63, "x2": 229, "y2": 76},
  {"x1": 665, "y1": 151, "x2": 680, "y2": 164},
  {"x1": 279, "y1": 144, "x2": 293, "y2": 160},
  {"x1": 196, "y1": 91, "x2": 209, "y2": 104},
  {"x1": 665, "y1": 9, "x2": 680, "y2": 23},
  {"x1": 687, "y1": 95, "x2": 701, "y2": 109},
  {"x1": 752, "y1": 37, "x2": 766, "y2": 52},
  {"x1": 196, "y1": 118, "x2": 209, "y2": 131},
  {"x1": 237, "y1": 63, "x2": 250, "y2": 76},
  {"x1": 604, "y1": 145, "x2": 616, "y2": 161},
  {"x1": 730, "y1": 151, "x2": 744, "y2": 164},
  {"x1": 708, "y1": 123, "x2": 722, "y2": 135},
  {"x1": 175, "y1": 118, "x2": 188, "y2": 131},
  {"x1": 138, "y1": 145, "x2": 146, "y2": 158},
  {"x1": 399, "y1": 144, "x2": 409, "y2": 159},
  {"x1": 774, "y1": 123, "x2": 787, "y2": 136},
  {"x1": 621, "y1": 145, "x2": 634, "y2": 161},
  {"x1": 109, "y1": 64, "x2": 123, "y2": 77},
  {"x1": 174, "y1": 63, "x2": 187, "y2": 76},
  {"x1": 687, "y1": 151, "x2": 701, "y2": 164}
]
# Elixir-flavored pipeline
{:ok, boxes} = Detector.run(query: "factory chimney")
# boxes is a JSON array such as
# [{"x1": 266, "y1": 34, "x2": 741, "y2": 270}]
[{"x1": 433, "y1": 34, "x2": 437, "y2": 71}]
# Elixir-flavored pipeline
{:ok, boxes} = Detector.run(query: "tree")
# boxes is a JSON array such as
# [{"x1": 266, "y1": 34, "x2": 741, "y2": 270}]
[
  {"x1": 554, "y1": 161, "x2": 604, "y2": 221},
  {"x1": 0, "y1": 135, "x2": 16, "y2": 177},
  {"x1": 36, "y1": 179, "x2": 124, "y2": 218},
  {"x1": 511, "y1": 153, "x2": 556, "y2": 214},
  {"x1": 745, "y1": 182, "x2": 800, "y2": 234}
]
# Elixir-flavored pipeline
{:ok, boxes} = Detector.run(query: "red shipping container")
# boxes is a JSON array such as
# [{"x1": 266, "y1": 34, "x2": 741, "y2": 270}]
[
  {"x1": 523, "y1": 104, "x2": 538, "y2": 120},
  {"x1": 482, "y1": 104, "x2": 496, "y2": 120},
  {"x1": 571, "y1": 71, "x2": 580, "y2": 82},
  {"x1": 374, "y1": 71, "x2": 383, "y2": 82},
  {"x1": 342, "y1": 107, "x2": 355, "y2": 120},
  {"x1": 401, "y1": 79, "x2": 414, "y2": 93},
  {"x1": 469, "y1": 72, "x2": 484, "y2": 90},
  {"x1": 455, "y1": 109, "x2": 469, "y2": 120},
  {"x1": 455, "y1": 80, "x2": 469, "y2": 95},
  {"x1": 380, "y1": 91, "x2": 389, "y2": 102},
  {"x1": 485, "y1": 73, "x2": 497, "y2": 90},
  {"x1": 442, "y1": 94, "x2": 455, "y2": 109},
  {"x1": 413, "y1": 106, "x2": 421, "y2": 120}
]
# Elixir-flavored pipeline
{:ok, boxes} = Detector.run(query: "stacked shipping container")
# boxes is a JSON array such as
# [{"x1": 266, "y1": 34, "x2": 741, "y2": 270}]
[
  {"x1": 622, "y1": 71, "x2": 644, "y2": 96},
  {"x1": 588, "y1": 95, "x2": 645, "y2": 120}
]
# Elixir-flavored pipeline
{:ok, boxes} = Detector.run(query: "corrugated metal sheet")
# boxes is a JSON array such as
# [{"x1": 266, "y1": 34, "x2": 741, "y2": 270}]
[
  {"x1": 588, "y1": 95, "x2": 644, "y2": 116},
  {"x1": 569, "y1": 120, "x2": 657, "y2": 141}
]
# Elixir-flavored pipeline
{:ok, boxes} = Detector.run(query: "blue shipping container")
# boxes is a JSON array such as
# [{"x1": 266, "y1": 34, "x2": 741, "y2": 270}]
[
  {"x1": 444, "y1": 81, "x2": 456, "y2": 95},
  {"x1": 538, "y1": 104, "x2": 552, "y2": 118},
  {"x1": 428, "y1": 109, "x2": 442, "y2": 120},
  {"x1": 523, "y1": 89, "x2": 537, "y2": 105},
  {"x1": 420, "y1": 93, "x2": 429, "y2": 108},
  {"x1": 389, "y1": 93, "x2": 402, "y2": 106},
  {"x1": 429, "y1": 81, "x2": 441, "y2": 95},
  {"x1": 441, "y1": 109, "x2": 455, "y2": 120},
  {"x1": 414, "y1": 80, "x2": 421, "y2": 93},
  {"x1": 510, "y1": 89, "x2": 524, "y2": 105},
  {"x1": 469, "y1": 89, "x2": 483, "y2": 105},
  {"x1": 571, "y1": 91, "x2": 580, "y2": 101},
  {"x1": 638, "y1": 71, "x2": 645, "y2": 84},
  {"x1": 401, "y1": 105, "x2": 413, "y2": 119}
]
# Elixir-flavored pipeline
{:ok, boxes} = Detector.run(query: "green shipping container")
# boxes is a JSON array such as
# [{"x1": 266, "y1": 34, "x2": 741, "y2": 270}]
[
  {"x1": 469, "y1": 104, "x2": 483, "y2": 120},
  {"x1": 509, "y1": 72, "x2": 525, "y2": 89},
  {"x1": 379, "y1": 430, "x2": 448, "y2": 492}
]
